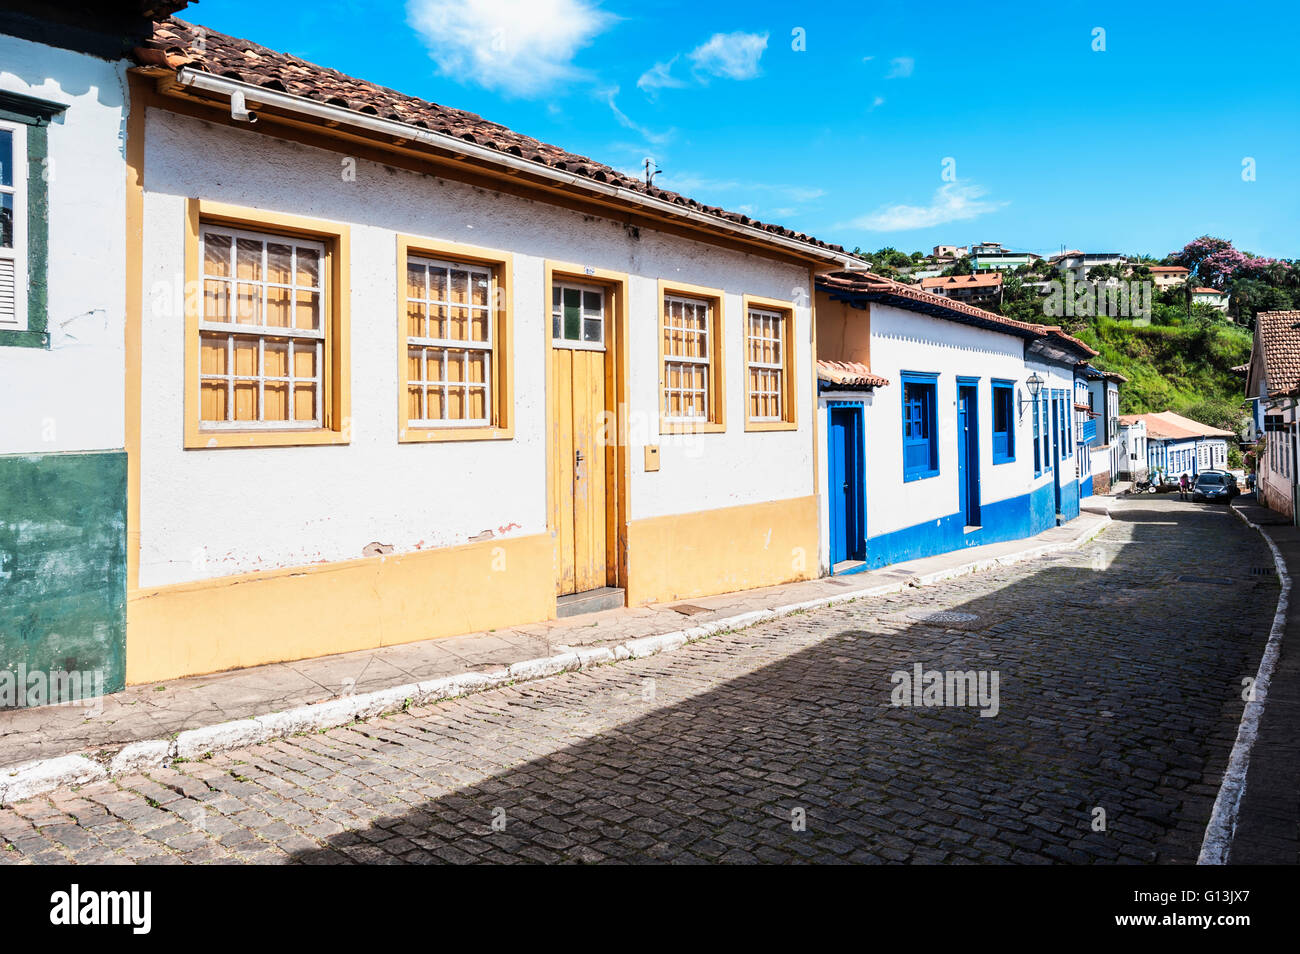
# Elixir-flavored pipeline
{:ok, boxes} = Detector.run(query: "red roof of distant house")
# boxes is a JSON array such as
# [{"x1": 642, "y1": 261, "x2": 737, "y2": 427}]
[
  {"x1": 131, "y1": 18, "x2": 845, "y2": 258},
  {"x1": 1148, "y1": 266, "x2": 1189, "y2": 273},
  {"x1": 919, "y1": 272, "x2": 1003, "y2": 290},
  {"x1": 1192, "y1": 287, "x2": 1226, "y2": 295},
  {"x1": 1118, "y1": 412, "x2": 1233, "y2": 440}
]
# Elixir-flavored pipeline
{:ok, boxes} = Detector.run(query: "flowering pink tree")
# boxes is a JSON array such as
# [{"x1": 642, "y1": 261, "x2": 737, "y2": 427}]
[{"x1": 1169, "y1": 236, "x2": 1278, "y2": 289}]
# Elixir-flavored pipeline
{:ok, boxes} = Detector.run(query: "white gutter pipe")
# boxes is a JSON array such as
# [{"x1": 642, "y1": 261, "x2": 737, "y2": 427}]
[{"x1": 174, "y1": 69, "x2": 865, "y2": 270}]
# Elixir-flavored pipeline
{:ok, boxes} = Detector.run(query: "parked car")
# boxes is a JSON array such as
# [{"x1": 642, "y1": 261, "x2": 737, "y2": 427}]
[{"x1": 1192, "y1": 470, "x2": 1239, "y2": 503}]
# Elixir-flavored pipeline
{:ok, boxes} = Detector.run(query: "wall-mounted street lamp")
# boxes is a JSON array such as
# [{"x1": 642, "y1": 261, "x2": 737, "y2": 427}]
[{"x1": 1019, "y1": 372, "x2": 1044, "y2": 413}]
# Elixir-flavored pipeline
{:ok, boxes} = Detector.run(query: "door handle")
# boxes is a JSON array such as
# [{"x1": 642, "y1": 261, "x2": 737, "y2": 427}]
[{"x1": 575, "y1": 448, "x2": 584, "y2": 479}]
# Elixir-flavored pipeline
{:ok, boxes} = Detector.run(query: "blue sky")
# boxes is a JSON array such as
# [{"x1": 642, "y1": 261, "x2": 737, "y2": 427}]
[{"x1": 186, "y1": 0, "x2": 1299, "y2": 259}]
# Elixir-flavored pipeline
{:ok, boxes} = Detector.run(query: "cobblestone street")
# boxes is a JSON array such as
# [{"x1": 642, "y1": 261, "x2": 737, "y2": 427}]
[{"x1": 0, "y1": 498, "x2": 1277, "y2": 864}]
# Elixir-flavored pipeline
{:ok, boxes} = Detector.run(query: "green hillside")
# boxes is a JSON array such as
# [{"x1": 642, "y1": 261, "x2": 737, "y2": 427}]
[
  {"x1": 857, "y1": 236, "x2": 1283, "y2": 438},
  {"x1": 1076, "y1": 316, "x2": 1251, "y2": 432}
]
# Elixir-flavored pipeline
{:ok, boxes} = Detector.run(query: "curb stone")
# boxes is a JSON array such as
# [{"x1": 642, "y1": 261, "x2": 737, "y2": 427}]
[
  {"x1": 0, "y1": 512, "x2": 1112, "y2": 806},
  {"x1": 0, "y1": 755, "x2": 106, "y2": 805}
]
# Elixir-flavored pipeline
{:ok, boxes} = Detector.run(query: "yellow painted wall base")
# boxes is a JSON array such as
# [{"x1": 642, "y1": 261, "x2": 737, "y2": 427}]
[
  {"x1": 625, "y1": 495, "x2": 819, "y2": 605},
  {"x1": 126, "y1": 533, "x2": 555, "y2": 684}
]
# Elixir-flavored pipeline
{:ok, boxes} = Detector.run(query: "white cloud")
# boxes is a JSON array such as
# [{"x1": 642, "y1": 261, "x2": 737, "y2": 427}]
[
  {"x1": 636, "y1": 58, "x2": 687, "y2": 96},
  {"x1": 869, "y1": 96, "x2": 885, "y2": 111},
  {"x1": 407, "y1": 0, "x2": 616, "y2": 96},
  {"x1": 689, "y1": 31, "x2": 769, "y2": 80},
  {"x1": 635, "y1": 31, "x2": 769, "y2": 98},
  {"x1": 599, "y1": 86, "x2": 674, "y2": 146},
  {"x1": 844, "y1": 183, "x2": 1006, "y2": 231},
  {"x1": 886, "y1": 56, "x2": 914, "y2": 79}
]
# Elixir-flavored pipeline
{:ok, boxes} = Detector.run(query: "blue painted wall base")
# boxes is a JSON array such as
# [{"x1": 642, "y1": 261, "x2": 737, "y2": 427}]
[{"x1": 862, "y1": 482, "x2": 1062, "y2": 569}]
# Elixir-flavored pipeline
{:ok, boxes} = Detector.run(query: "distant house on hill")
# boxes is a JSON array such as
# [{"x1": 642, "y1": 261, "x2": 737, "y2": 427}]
[
  {"x1": 918, "y1": 271, "x2": 1003, "y2": 306},
  {"x1": 1144, "y1": 265, "x2": 1189, "y2": 290},
  {"x1": 1191, "y1": 287, "x2": 1230, "y2": 313},
  {"x1": 1051, "y1": 251, "x2": 1126, "y2": 282}
]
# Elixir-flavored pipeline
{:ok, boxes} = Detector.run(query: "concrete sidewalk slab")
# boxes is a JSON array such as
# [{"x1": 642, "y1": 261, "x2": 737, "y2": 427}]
[{"x1": 0, "y1": 508, "x2": 1111, "y2": 803}]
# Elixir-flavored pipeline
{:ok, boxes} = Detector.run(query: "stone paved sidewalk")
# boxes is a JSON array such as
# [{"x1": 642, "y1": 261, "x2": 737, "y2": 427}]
[
  {"x1": 1, "y1": 506, "x2": 1109, "y2": 773},
  {"x1": 0, "y1": 496, "x2": 1275, "y2": 864}
]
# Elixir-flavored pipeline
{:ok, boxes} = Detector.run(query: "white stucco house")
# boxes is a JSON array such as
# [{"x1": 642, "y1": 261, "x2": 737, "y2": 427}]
[
  {"x1": 96, "y1": 15, "x2": 871, "y2": 683},
  {"x1": 1076, "y1": 364, "x2": 1125, "y2": 491},
  {"x1": 1244, "y1": 310, "x2": 1300, "y2": 521},
  {"x1": 812, "y1": 272, "x2": 1096, "y2": 574},
  {"x1": 1115, "y1": 417, "x2": 1149, "y2": 483}
]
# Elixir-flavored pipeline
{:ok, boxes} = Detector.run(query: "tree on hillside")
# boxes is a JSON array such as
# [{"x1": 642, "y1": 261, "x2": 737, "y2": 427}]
[
  {"x1": 1229, "y1": 277, "x2": 1297, "y2": 325},
  {"x1": 1087, "y1": 262, "x2": 1124, "y2": 282},
  {"x1": 941, "y1": 255, "x2": 973, "y2": 276},
  {"x1": 995, "y1": 276, "x2": 1053, "y2": 326}
]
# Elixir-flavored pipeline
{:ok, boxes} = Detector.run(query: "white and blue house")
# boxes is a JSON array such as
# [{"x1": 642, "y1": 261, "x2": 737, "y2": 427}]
[
  {"x1": 1075, "y1": 364, "x2": 1125, "y2": 495},
  {"x1": 1121, "y1": 412, "x2": 1233, "y2": 483},
  {"x1": 814, "y1": 272, "x2": 1097, "y2": 574}
]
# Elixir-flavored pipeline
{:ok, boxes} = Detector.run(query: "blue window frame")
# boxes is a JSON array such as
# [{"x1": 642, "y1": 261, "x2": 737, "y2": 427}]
[
  {"x1": 901, "y1": 372, "x2": 939, "y2": 481},
  {"x1": 1040, "y1": 394, "x2": 1052, "y2": 471},
  {"x1": 992, "y1": 379, "x2": 1015, "y2": 463},
  {"x1": 1065, "y1": 395, "x2": 1073, "y2": 451},
  {"x1": 1032, "y1": 395, "x2": 1041, "y2": 475},
  {"x1": 1057, "y1": 392, "x2": 1069, "y2": 460}
]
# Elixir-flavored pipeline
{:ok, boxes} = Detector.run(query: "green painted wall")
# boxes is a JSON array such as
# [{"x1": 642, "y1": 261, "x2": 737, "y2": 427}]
[{"x1": 0, "y1": 450, "x2": 126, "y2": 704}]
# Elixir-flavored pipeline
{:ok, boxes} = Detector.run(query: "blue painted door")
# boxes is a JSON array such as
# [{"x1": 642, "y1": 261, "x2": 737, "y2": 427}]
[
  {"x1": 958, "y1": 385, "x2": 981, "y2": 527},
  {"x1": 1050, "y1": 394, "x2": 1062, "y2": 516},
  {"x1": 828, "y1": 404, "x2": 863, "y2": 565}
]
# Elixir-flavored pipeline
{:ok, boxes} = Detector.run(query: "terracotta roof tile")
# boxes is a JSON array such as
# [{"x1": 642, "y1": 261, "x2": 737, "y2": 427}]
[
  {"x1": 1258, "y1": 310, "x2": 1300, "y2": 396},
  {"x1": 133, "y1": 18, "x2": 845, "y2": 257},
  {"x1": 817, "y1": 270, "x2": 1098, "y2": 357},
  {"x1": 817, "y1": 359, "x2": 888, "y2": 390}
]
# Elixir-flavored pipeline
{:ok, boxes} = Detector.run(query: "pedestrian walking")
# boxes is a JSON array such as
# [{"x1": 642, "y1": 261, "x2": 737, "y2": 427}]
[{"x1": 1179, "y1": 472, "x2": 1190, "y2": 500}]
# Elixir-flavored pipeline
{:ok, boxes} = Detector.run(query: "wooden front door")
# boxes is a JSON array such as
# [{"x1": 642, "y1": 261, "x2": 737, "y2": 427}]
[{"x1": 551, "y1": 281, "x2": 608, "y2": 596}]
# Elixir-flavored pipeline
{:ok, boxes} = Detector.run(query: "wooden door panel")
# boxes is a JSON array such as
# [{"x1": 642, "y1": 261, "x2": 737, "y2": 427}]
[
  {"x1": 555, "y1": 347, "x2": 576, "y2": 596},
  {"x1": 582, "y1": 350, "x2": 606, "y2": 591},
  {"x1": 553, "y1": 346, "x2": 608, "y2": 596}
]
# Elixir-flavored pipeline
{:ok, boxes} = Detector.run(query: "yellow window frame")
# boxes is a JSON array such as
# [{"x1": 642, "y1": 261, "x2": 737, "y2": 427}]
[
  {"x1": 183, "y1": 198, "x2": 351, "y2": 449},
  {"x1": 657, "y1": 279, "x2": 726, "y2": 434},
  {"x1": 742, "y1": 293, "x2": 798, "y2": 432},
  {"x1": 396, "y1": 234, "x2": 513, "y2": 442}
]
